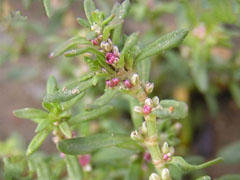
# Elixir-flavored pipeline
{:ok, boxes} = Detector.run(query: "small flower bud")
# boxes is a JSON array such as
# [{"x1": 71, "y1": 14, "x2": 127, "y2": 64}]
[
  {"x1": 134, "y1": 106, "x2": 143, "y2": 114},
  {"x1": 131, "y1": 73, "x2": 140, "y2": 86},
  {"x1": 145, "y1": 98, "x2": 153, "y2": 107},
  {"x1": 174, "y1": 122, "x2": 182, "y2": 132},
  {"x1": 168, "y1": 106, "x2": 174, "y2": 113},
  {"x1": 143, "y1": 105, "x2": 152, "y2": 115},
  {"x1": 107, "y1": 38, "x2": 113, "y2": 47},
  {"x1": 169, "y1": 147, "x2": 175, "y2": 155},
  {"x1": 141, "y1": 121, "x2": 147, "y2": 134},
  {"x1": 113, "y1": 45, "x2": 120, "y2": 57},
  {"x1": 145, "y1": 82, "x2": 154, "y2": 94},
  {"x1": 152, "y1": 96, "x2": 160, "y2": 106},
  {"x1": 112, "y1": 78, "x2": 120, "y2": 86},
  {"x1": 149, "y1": 173, "x2": 161, "y2": 180},
  {"x1": 60, "y1": 152, "x2": 65, "y2": 158},
  {"x1": 130, "y1": 130, "x2": 143, "y2": 141},
  {"x1": 106, "y1": 80, "x2": 114, "y2": 88},
  {"x1": 163, "y1": 154, "x2": 170, "y2": 161},
  {"x1": 162, "y1": 142, "x2": 169, "y2": 154},
  {"x1": 161, "y1": 168, "x2": 171, "y2": 180},
  {"x1": 144, "y1": 152, "x2": 151, "y2": 162},
  {"x1": 105, "y1": 53, "x2": 116, "y2": 64},
  {"x1": 101, "y1": 42, "x2": 112, "y2": 52},
  {"x1": 91, "y1": 39, "x2": 98, "y2": 46},
  {"x1": 78, "y1": 154, "x2": 91, "y2": 167},
  {"x1": 124, "y1": 79, "x2": 133, "y2": 88}
]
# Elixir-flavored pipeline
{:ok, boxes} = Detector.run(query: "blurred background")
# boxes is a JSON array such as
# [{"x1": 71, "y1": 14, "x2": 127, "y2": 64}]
[{"x1": 0, "y1": 0, "x2": 240, "y2": 179}]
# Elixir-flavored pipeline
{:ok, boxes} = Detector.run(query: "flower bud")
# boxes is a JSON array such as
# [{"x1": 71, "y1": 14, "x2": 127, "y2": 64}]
[
  {"x1": 106, "y1": 80, "x2": 114, "y2": 88},
  {"x1": 91, "y1": 39, "x2": 98, "y2": 46},
  {"x1": 161, "y1": 168, "x2": 171, "y2": 180},
  {"x1": 149, "y1": 173, "x2": 161, "y2": 180},
  {"x1": 152, "y1": 96, "x2": 160, "y2": 106},
  {"x1": 107, "y1": 38, "x2": 113, "y2": 47},
  {"x1": 131, "y1": 73, "x2": 140, "y2": 86},
  {"x1": 144, "y1": 152, "x2": 151, "y2": 162},
  {"x1": 145, "y1": 82, "x2": 154, "y2": 94},
  {"x1": 130, "y1": 130, "x2": 143, "y2": 141},
  {"x1": 145, "y1": 98, "x2": 153, "y2": 107},
  {"x1": 143, "y1": 105, "x2": 152, "y2": 115},
  {"x1": 141, "y1": 121, "x2": 147, "y2": 134},
  {"x1": 101, "y1": 42, "x2": 112, "y2": 52},
  {"x1": 113, "y1": 45, "x2": 120, "y2": 57},
  {"x1": 124, "y1": 79, "x2": 133, "y2": 88},
  {"x1": 162, "y1": 142, "x2": 169, "y2": 154},
  {"x1": 112, "y1": 78, "x2": 120, "y2": 86}
]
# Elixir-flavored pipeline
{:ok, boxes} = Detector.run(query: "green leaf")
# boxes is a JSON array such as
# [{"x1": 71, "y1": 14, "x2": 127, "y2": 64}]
[
  {"x1": 84, "y1": 0, "x2": 96, "y2": 24},
  {"x1": 137, "y1": 58, "x2": 151, "y2": 82},
  {"x1": 85, "y1": 89, "x2": 118, "y2": 110},
  {"x1": 216, "y1": 174, "x2": 240, "y2": 180},
  {"x1": 46, "y1": 75, "x2": 58, "y2": 95},
  {"x1": 114, "y1": 0, "x2": 130, "y2": 20},
  {"x1": 195, "y1": 176, "x2": 211, "y2": 180},
  {"x1": 92, "y1": 147, "x2": 135, "y2": 164},
  {"x1": 35, "y1": 119, "x2": 50, "y2": 132},
  {"x1": 42, "y1": 102, "x2": 54, "y2": 112},
  {"x1": 118, "y1": 32, "x2": 139, "y2": 68},
  {"x1": 58, "y1": 133, "x2": 132, "y2": 155},
  {"x1": 152, "y1": 100, "x2": 188, "y2": 119},
  {"x1": 218, "y1": 141, "x2": 240, "y2": 164},
  {"x1": 44, "y1": 78, "x2": 95, "y2": 102},
  {"x1": 76, "y1": 17, "x2": 91, "y2": 28},
  {"x1": 62, "y1": 92, "x2": 86, "y2": 110},
  {"x1": 59, "y1": 122, "x2": 72, "y2": 138},
  {"x1": 65, "y1": 155, "x2": 83, "y2": 180},
  {"x1": 70, "y1": 105, "x2": 113, "y2": 125},
  {"x1": 43, "y1": 0, "x2": 52, "y2": 17},
  {"x1": 102, "y1": 14, "x2": 115, "y2": 27},
  {"x1": 135, "y1": 29, "x2": 189, "y2": 63},
  {"x1": 36, "y1": 159, "x2": 52, "y2": 180},
  {"x1": 49, "y1": 36, "x2": 91, "y2": 58},
  {"x1": 13, "y1": 108, "x2": 49, "y2": 122},
  {"x1": 26, "y1": 129, "x2": 50, "y2": 155},
  {"x1": 102, "y1": 19, "x2": 124, "y2": 41},
  {"x1": 125, "y1": 159, "x2": 141, "y2": 180},
  {"x1": 168, "y1": 156, "x2": 223, "y2": 172}
]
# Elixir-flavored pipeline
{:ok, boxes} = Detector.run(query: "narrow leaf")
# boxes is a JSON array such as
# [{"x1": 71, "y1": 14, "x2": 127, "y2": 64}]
[
  {"x1": 70, "y1": 105, "x2": 113, "y2": 125},
  {"x1": 58, "y1": 133, "x2": 132, "y2": 155},
  {"x1": 135, "y1": 29, "x2": 189, "y2": 63},
  {"x1": 36, "y1": 159, "x2": 52, "y2": 180},
  {"x1": 62, "y1": 92, "x2": 86, "y2": 110},
  {"x1": 59, "y1": 122, "x2": 72, "y2": 138},
  {"x1": 35, "y1": 120, "x2": 50, "y2": 132},
  {"x1": 84, "y1": 0, "x2": 96, "y2": 24},
  {"x1": 49, "y1": 36, "x2": 91, "y2": 58},
  {"x1": 152, "y1": 100, "x2": 188, "y2": 119},
  {"x1": 13, "y1": 108, "x2": 49, "y2": 122},
  {"x1": 137, "y1": 58, "x2": 151, "y2": 82},
  {"x1": 168, "y1": 156, "x2": 223, "y2": 172},
  {"x1": 26, "y1": 129, "x2": 50, "y2": 155},
  {"x1": 65, "y1": 155, "x2": 83, "y2": 180},
  {"x1": 76, "y1": 17, "x2": 91, "y2": 28},
  {"x1": 46, "y1": 75, "x2": 58, "y2": 95},
  {"x1": 43, "y1": 0, "x2": 52, "y2": 17}
]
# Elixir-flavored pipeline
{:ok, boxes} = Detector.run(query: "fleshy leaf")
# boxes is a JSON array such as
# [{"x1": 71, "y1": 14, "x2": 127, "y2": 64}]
[
  {"x1": 61, "y1": 92, "x2": 86, "y2": 110},
  {"x1": 26, "y1": 129, "x2": 50, "y2": 155},
  {"x1": 59, "y1": 122, "x2": 72, "y2": 138},
  {"x1": 35, "y1": 120, "x2": 50, "y2": 132},
  {"x1": 46, "y1": 75, "x2": 58, "y2": 95},
  {"x1": 84, "y1": 0, "x2": 96, "y2": 24},
  {"x1": 49, "y1": 36, "x2": 91, "y2": 58},
  {"x1": 36, "y1": 159, "x2": 52, "y2": 180},
  {"x1": 76, "y1": 17, "x2": 91, "y2": 28},
  {"x1": 69, "y1": 105, "x2": 113, "y2": 125},
  {"x1": 43, "y1": 0, "x2": 52, "y2": 17},
  {"x1": 135, "y1": 29, "x2": 189, "y2": 63},
  {"x1": 168, "y1": 156, "x2": 223, "y2": 172},
  {"x1": 13, "y1": 108, "x2": 49, "y2": 122},
  {"x1": 65, "y1": 155, "x2": 83, "y2": 180},
  {"x1": 58, "y1": 133, "x2": 132, "y2": 155},
  {"x1": 152, "y1": 100, "x2": 188, "y2": 119}
]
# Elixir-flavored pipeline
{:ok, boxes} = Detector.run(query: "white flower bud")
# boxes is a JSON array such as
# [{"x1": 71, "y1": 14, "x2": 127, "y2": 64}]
[
  {"x1": 107, "y1": 38, "x2": 113, "y2": 47},
  {"x1": 131, "y1": 73, "x2": 140, "y2": 86},
  {"x1": 145, "y1": 82, "x2": 154, "y2": 94},
  {"x1": 113, "y1": 45, "x2": 120, "y2": 57},
  {"x1": 161, "y1": 168, "x2": 171, "y2": 180},
  {"x1": 162, "y1": 142, "x2": 169, "y2": 154},
  {"x1": 145, "y1": 98, "x2": 153, "y2": 107},
  {"x1": 100, "y1": 41, "x2": 112, "y2": 52},
  {"x1": 130, "y1": 130, "x2": 143, "y2": 141},
  {"x1": 169, "y1": 147, "x2": 175, "y2": 155},
  {"x1": 152, "y1": 96, "x2": 160, "y2": 106},
  {"x1": 174, "y1": 122, "x2": 182, "y2": 132},
  {"x1": 149, "y1": 173, "x2": 161, "y2": 180},
  {"x1": 134, "y1": 106, "x2": 143, "y2": 114},
  {"x1": 141, "y1": 121, "x2": 147, "y2": 135}
]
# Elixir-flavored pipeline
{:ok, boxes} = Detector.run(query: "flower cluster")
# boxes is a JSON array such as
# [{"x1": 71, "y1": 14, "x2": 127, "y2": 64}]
[
  {"x1": 106, "y1": 78, "x2": 120, "y2": 88},
  {"x1": 161, "y1": 142, "x2": 174, "y2": 162}
]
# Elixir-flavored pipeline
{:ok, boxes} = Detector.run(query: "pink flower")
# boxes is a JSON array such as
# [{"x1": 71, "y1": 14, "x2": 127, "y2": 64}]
[
  {"x1": 124, "y1": 80, "x2": 133, "y2": 88},
  {"x1": 143, "y1": 105, "x2": 152, "y2": 115},
  {"x1": 106, "y1": 80, "x2": 114, "y2": 87},
  {"x1": 105, "y1": 53, "x2": 117, "y2": 64},
  {"x1": 78, "y1": 154, "x2": 91, "y2": 167},
  {"x1": 144, "y1": 152, "x2": 151, "y2": 163},
  {"x1": 72, "y1": 131, "x2": 77, "y2": 138},
  {"x1": 112, "y1": 78, "x2": 120, "y2": 86},
  {"x1": 60, "y1": 152, "x2": 65, "y2": 158},
  {"x1": 163, "y1": 154, "x2": 171, "y2": 161},
  {"x1": 91, "y1": 39, "x2": 98, "y2": 46}
]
